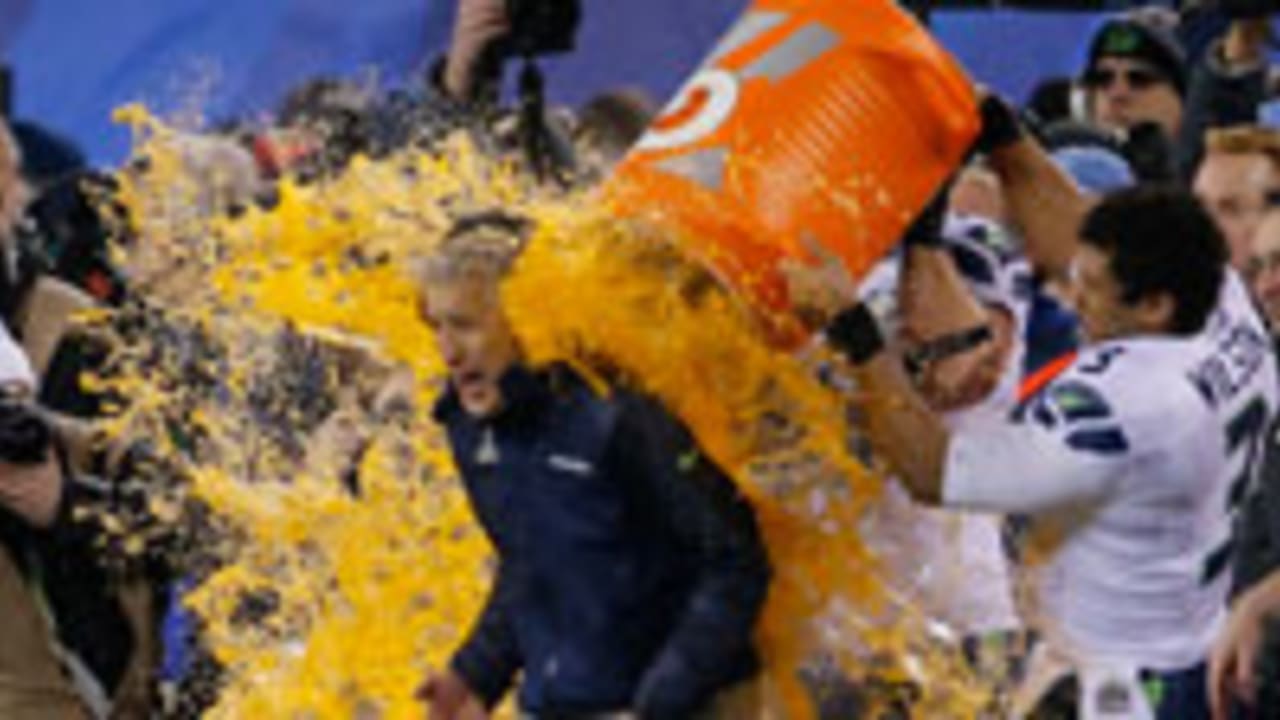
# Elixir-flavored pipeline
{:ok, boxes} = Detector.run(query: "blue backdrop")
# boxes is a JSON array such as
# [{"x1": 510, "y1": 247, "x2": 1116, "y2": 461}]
[{"x1": 0, "y1": 1, "x2": 1209, "y2": 166}]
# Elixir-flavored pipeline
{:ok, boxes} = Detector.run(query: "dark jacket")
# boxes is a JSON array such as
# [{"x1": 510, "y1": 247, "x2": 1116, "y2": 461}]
[
  {"x1": 434, "y1": 365, "x2": 770, "y2": 719},
  {"x1": 1232, "y1": 413, "x2": 1280, "y2": 597},
  {"x1": 1176, "y1": 35, "x2": 1269, "y2": 182}
]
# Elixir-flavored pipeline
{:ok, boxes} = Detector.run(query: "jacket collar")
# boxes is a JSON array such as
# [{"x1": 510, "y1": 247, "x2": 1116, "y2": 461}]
[{"x1": 432, "y1": 363, "x2": 556, "y2": 427}]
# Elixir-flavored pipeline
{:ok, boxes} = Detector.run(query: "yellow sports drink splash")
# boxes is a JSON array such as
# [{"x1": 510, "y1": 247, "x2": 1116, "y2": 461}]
[
  {"x1": 608, "y1": 0, "x2": 978, "y2": 345},
  {"x1": 98, "y1": 2, "x2": 994, "y2": 718}
]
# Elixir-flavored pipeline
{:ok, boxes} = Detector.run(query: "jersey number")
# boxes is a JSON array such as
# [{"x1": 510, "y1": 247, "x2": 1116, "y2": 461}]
[{"x1": 1202, "y1": 397, "x2": 1269, "y2": 586}]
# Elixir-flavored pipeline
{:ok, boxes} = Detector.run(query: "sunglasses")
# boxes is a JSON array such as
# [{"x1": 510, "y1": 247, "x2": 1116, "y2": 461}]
[{"x1": 1083, "y1": 66, "x2": 1165, "y2": 91}]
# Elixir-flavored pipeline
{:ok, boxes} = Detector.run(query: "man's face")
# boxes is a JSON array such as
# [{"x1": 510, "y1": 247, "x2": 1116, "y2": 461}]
[
  {"x1": 1247, "y1": 210, "x2": 1280, "y2": 328},
  {"x1": 421, "y1": 277, "x2": 520, "y2": 419},
  {"x1": 1194, "y1": 151, "x2": 1277, "y2": 271},
  {"x1": 1087, "y1": 56, "x2": 1183, "y2": 138},
  {"x1": 1068, "y1": 243, "x2": 1163, "y2": 343}
]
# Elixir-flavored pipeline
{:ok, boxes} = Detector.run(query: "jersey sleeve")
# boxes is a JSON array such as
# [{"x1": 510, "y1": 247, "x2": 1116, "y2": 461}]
[{"x1": 943, "y1": 374, "x2": 1131, "y2": 514}]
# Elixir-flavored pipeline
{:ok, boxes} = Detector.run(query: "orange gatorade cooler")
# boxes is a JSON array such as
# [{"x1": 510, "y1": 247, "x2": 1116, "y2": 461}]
[{"x1": 606, "y1": 0, "x2": 978, "y2": 346}]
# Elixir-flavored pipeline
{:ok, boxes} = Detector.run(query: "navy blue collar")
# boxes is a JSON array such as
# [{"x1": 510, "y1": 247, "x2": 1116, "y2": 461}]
[{"x1": 432, "y1": 363, "x2": 558, "y2": 427}]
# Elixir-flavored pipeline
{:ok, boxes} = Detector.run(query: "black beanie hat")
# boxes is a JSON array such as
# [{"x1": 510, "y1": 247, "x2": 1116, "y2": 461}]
[{"x1": 1085, "y1": 16, "x2": 1187, "y2": 95}]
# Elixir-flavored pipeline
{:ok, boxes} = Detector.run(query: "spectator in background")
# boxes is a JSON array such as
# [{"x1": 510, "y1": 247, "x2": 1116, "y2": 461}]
[
  {"x1": 1044, "y1": 127, "x2": 1137, "y2": 198},
  {"x1": 0, "y1": 317, "x2": 84, "y2": 718},
  {"x1": 26, "y1": 172, "x2": 127, "y2": 305},
  {"x1": 1080, "y1": 10, "x2": 1186, "y2": 142},
  {"x1": 1224, "y1": 199, "x2": 1280, "y2": 720},
  {"x1": 264, "y1": 76, "x2": 379, "y2": 181},
  {"x1": 10, "y1": 121, "x2": 85, "y2": 193},
  {"x1": 1246, "y1": 201, "x2": 1280, "y2": 330},
  {"x1": 571, "y1": 88, "x2": 656, "y2": 178},
  {"x1": 0, "y1": 120, "x2": 158, "y2": 720},
  {"x1": 1177, "y1": 7, "x2": 1273, "y2": 179},
  {"x1": 1193, "y1": 126, "x2": 1280, "y2": 271},
  {"x1": 1211, "y1": 564, "x2": 1280, "y2": 719}
]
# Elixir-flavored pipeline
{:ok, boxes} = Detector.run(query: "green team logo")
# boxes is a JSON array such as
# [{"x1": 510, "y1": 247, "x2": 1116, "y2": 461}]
[
  {"x1": 677, "y1": 450, "x2": 700, "y2": 473},
  {"x1": 1054, "y1": 386, "x2": 1094, "y2": 413},
  {"x1": 1051, "y1": 383, "x2": 1108, "y2": 418},
  {"x1": 1143, "y1": 676, "x2": 1166, "y2": 709},
  {"x1": 1101, "y1": 26, "x2": 1143, "y2": 56}
]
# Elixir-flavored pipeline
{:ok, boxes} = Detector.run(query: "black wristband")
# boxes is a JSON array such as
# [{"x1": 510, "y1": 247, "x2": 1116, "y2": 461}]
[
  {"x1": 826, "y1": 304, "x2": 885, "y2": 366},
  {"x1": 903, "y1": 189, "x2": 948, "y2": 249},
  {"x1": 903, "y1": 323, "x2": 994, "y2": 376},
  {"x1": 974, "y1": 95, "x2": 1023, "y2": 155}
]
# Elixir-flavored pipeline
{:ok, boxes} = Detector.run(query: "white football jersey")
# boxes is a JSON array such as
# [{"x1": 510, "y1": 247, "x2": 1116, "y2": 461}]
[{"x1": 944, "y1": 270, "x2": 1278, "y2": 670}]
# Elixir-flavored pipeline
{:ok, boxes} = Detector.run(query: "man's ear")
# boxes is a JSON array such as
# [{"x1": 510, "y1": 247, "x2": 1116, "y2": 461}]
[{"x1": 1133, "y1": 290, "x2": 1176, "y2": 334}]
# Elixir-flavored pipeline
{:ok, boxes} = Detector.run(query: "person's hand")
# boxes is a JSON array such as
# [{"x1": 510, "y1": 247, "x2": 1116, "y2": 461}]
[
  {"x1": 444, "y1": 0, "x2": 511, "y2": 101},
  {"x1": 417, "y1": 669, "x2": 487, "y2": 720},
  {"x1": 779, "y1": 235, "x2": 860, "y2": 333},
  {"x1": 0, "y1": 452, "x2": 63, "y2": 528},
  {"x1": 1222, "y1": 16, "x2": 1271, "y2": 68},
  {"x1": 972, "y1": 92, "x2": 1023, "y2": 156},
  {"x1": 1209, "y1": 581, "x2": 1276, "y2": 720}
]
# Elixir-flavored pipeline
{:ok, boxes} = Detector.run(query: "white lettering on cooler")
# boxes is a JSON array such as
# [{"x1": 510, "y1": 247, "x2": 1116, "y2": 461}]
[{"x1": 632, "y1": 10, "x2": 840, "y2": 192}]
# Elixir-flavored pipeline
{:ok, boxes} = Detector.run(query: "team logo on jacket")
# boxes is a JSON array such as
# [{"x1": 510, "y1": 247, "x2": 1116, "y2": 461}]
[{"x1": 548, "y1": 454, "x2": 595, "y2": 477}]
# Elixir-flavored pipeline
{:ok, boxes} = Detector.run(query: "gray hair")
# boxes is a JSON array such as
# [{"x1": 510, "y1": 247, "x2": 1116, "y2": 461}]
[{"x1": 417, "y1": 211, "x2": 533, "y2": 286}]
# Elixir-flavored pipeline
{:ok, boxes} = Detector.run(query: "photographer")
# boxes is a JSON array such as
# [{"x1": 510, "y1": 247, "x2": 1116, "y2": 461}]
[
  {"x1": 0, "y1": 319, "x2": 87, "y2": 720},
  {"x1": 439, "y1": 0, "x2": 578, "y2": 105},
  {"x1": 0, "y1": 121, "x2": 156, "y2": 720},
  {"x1": 412, "y1": 0, "x2": 582, "y2": 181}
]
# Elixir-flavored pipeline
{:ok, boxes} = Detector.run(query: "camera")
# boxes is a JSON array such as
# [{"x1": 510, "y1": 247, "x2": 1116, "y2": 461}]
[
  {"x1": 0, "y1": 400, "x2": 51, "y2": 466},
  {"x1": 503, "y1": 0, "x2": 582, "y2": 58}
]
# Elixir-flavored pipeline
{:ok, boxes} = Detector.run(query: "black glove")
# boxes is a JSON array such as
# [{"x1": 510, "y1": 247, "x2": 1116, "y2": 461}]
[
  {"x1": 903, "y1": 185, "x2": 949, "y2": 249},
  {"x1": 826, "y1": 303, "x2": 886, "y2": 366},
  {"x1": 1219, "y1": 0, "x2": 1274, "y2": 20},
  {"x1": 0, "y1": 402, "x2": 51, "y2": 466},
  {"x1": 973, "y1": 94, "x2": 1024, "y2": 155}
]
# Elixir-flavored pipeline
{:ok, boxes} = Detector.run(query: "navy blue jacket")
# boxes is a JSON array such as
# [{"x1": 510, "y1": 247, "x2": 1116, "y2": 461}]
[{"x1": 434, "y1": 365, "x2": 770, "y2": 718}]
